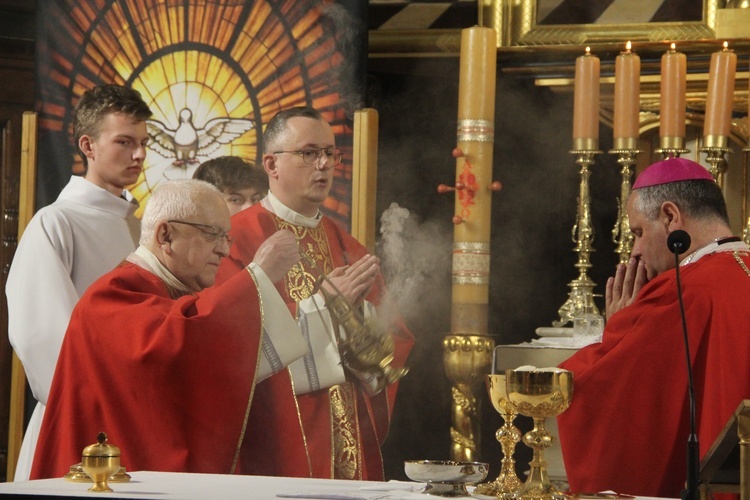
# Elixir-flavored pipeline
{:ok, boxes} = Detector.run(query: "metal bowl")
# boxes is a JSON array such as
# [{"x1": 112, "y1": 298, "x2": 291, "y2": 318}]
[{"x1": 404, "y1": 460, "x2": 489, "y2": 497}]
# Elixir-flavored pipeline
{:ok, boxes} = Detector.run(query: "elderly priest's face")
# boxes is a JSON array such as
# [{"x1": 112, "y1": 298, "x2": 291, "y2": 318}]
[{"x1": 162, "y1": 192, "x2": 232, "y2": 291}]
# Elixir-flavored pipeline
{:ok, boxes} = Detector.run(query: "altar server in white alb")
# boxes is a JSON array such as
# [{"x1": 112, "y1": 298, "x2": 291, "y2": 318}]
[{"x1": 5, "y1": 84, "x2": 152, "y2": 481}]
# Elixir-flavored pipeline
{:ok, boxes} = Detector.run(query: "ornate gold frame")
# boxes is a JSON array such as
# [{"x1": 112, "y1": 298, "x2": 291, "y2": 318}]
[{"x1": 481, "y1": 0, "x2": 721, "y2": 47}]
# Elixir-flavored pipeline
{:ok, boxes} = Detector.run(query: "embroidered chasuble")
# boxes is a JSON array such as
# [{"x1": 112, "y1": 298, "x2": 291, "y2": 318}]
[
  {"x1": 216, "y1": 201, "x2": 414, "y2": 481},
  {"x1": 280, "y1": 218, "x2": 363, "y2": 479}
]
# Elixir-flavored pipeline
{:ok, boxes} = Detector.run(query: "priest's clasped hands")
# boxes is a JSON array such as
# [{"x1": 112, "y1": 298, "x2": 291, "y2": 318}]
[
  {"x1": 319, "y1": 254, "x2": 380, "y2": 307},
  {"x1": 605, "y1": 256, "x2": 648, "y2": 320}
]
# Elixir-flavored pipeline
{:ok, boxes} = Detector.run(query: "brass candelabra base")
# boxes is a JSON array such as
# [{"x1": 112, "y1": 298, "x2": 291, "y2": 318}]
[
  {"x1": 608, "y1": 149, "x2": 639, "y2": 264},
  {"x1": 554, "y1": 149, "x2": 601, "y2": 327},
  {"x1": 443, "y1": 335, "x2": 494, "y2": 461}
]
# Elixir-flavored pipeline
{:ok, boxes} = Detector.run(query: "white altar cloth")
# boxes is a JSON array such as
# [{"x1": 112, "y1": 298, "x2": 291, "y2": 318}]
[
  {"x1": 0, "y1": 471, "x2": 674, "y2": 499},
  {"x1": 0, "y1": 471, "x2": 461, "y2": 499}
]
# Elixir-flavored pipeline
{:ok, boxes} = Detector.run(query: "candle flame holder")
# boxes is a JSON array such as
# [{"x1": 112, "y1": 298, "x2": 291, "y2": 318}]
[
  {"x1": 655, "y1": 136, "x2": 689, "y2": 159},
  {"x1": 608, "y1": 148, "x2": 640, "y2": 264},
  {"x1": 699, "y1": 145, "x2": 731, "y2": 187},
  {"x1": 554, "y1": 148, "x2": 601, "y2": 327},
  {"x1": 654, "y1": 147, "x2": 690, "y2": 159}
]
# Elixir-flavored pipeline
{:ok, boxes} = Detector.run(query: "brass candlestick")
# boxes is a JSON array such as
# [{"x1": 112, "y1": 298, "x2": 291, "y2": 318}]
[
  {"x1": 475, "y1": 374, "x2": 522, "y2": 497},
  {"x1": 506, "y1": 369, "x2": 574, "y2": 500},
  {"x1": 443, "y1": 335, "x2": 494, "y2": 462},
  {"x1": 655, "y1": 136, "x2": 689, "y2": 159},
  {"x1": 554, "y1": 144, "x2": 601, "y2": 327},
  {"x1": 700, "y1": 135, "x2": 731, "y2": 187},
  {"x1": 609, "y1": 144, "x2": 640, "y2": 264}
]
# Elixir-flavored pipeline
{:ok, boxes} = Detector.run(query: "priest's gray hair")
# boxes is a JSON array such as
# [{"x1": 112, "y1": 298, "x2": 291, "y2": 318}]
[
  {"x1": 632, "y1": 180, "x2": 729, "y2": 225},
  {"x1": 140, "y1": 179, "x2": 222, "y2": 245}
]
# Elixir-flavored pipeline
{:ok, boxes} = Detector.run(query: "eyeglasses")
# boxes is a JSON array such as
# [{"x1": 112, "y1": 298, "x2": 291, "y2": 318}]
[
  {"x1": 273, "y1": 147, "x2": 343, "y2": 166},
  {"x1": 168, "y1": 220, "x2": 233, "y2": 246}
]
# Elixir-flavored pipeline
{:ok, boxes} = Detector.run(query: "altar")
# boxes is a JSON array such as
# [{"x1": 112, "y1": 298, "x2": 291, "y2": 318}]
[
  {"x1": 0, "y1": 470, "x2": 677, "y2": 499},
  {"x1": 0, "y1": 471, "x2": 426, "y2": 499}
]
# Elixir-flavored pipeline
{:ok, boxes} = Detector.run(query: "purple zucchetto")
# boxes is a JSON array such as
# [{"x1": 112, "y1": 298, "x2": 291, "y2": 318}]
[{"x1": 632, "y1": 156, "x2": 715, "y2": 189}]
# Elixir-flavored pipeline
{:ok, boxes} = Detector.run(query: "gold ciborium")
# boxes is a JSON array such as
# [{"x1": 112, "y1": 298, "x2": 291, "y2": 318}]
[
  {"x1": 506, "y1": 369, "x2": 573, "y2": 500},
  {"x1": 81, "y1": 432, "x2": 121, "y2": 493},
  {"x1": 475, "y1": 374, "x2": 522, "y2": 497}
]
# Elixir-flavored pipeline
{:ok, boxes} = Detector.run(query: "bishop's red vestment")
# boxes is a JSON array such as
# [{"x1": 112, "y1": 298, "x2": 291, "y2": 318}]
[
  {"x1": 215, "y1": 201, "x2": 414, "y2": 481},
  {"x1": 30, "y1": 261, "x2": 270, "y2": 479},
  {"x1": 558, "y1": 250, "x2": 750, "y2": 497}
]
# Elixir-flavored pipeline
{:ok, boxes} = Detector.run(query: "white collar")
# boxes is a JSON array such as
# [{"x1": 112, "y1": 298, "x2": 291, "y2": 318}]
[
  {"x1": 58, "y1": 176, "x2": 139, "y2": 218},
  {"x1": 680, "y1": 238, "x2": 749, "y2": 266},
  {"x1": 264, "y1": 191, "x2": 322, "y2": 228},
  {"x1": 128, "y1": 246, "x2": 192, "y2": 294}
]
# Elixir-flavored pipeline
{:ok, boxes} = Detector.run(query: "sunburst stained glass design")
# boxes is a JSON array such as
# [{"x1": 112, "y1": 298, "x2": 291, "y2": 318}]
[{"x1": 35, "y1": 0, "x2": 364, "y2": 227}]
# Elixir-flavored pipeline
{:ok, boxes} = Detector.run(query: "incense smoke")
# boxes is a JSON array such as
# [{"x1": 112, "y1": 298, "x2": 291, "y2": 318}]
[{"x1": 377, "y1": 202, "x2": 452, "y2": 327}]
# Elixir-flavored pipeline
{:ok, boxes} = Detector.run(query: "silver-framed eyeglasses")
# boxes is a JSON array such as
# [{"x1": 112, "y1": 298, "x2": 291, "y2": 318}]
[
  {"x1": 168, "y1": 220, "x2": 233, "y2": 246},
  {"x1": 273, "y1": 147, "x2": 343, "y2": 166}
]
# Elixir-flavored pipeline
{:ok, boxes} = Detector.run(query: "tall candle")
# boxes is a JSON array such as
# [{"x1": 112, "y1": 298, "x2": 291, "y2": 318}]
[
  {"x1": 454, "y1": 25, "x2": 496, "y2": 323},
  {"x1": 573, "y1": 47, "x2": 600, "y2": 147},
  {"x1": 703, "y1": 42, "x2": 737, "y2": 140},
  {"x1": 660, "y1": 43, "x2": 687, "y2": 140},
  {"x1": 613, "y1": 41, "x2": 640, "y2": 144}
]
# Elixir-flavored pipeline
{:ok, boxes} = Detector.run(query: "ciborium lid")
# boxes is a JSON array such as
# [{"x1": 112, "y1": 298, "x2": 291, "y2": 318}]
[{"x1": 82, "y1": 432, "x2": 120, "y2": 458}]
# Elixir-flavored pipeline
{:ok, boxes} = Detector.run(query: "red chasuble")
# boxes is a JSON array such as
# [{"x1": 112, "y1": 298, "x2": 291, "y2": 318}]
[
  {"x1": 558, "y1": 251, "x2": 750, "y2": 497},
  {"x1": 30, "y1": 262, "x2": 266, "y2": 479},
  {"x1": 215, "y1": 203, "x2": 414, "y2": 481}
]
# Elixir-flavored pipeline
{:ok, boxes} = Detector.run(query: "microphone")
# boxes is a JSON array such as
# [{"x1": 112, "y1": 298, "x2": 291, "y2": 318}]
[
  {"x1": 668, "y1": 229, "x2": 691, "y2": 254},
  {"x1": 667, "y1": 230, "x2": 700, "y2": 500}
]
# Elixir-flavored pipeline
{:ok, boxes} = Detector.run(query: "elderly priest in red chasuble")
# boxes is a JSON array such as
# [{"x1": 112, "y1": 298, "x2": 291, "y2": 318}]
[
  {"x1": 558, "y1": 157, "x2": 750, "y2": 497},
  {"x1": 31, "y1": 180, "x2": 309, "y2": 478}
]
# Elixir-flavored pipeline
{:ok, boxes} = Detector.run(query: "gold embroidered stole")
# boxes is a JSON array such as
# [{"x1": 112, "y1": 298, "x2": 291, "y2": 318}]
[
  {"x1": 273, "y1": 215, "x2": 363, "y2": 479},
  {"x1": 733, "y1": 251, "x2": 750, "y2": 276},
  {"x1": 329, "y1": 383, "x2": 362, "y2": 480},
  {"x1": 276, "y1": 218, "x2": 333, "y2": 302}
]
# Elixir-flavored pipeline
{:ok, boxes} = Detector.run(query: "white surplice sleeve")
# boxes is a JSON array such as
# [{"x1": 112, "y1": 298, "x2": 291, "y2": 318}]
[
  {"x1": 288, "y1": 294, "x2": 347, "y2": 395},
  {"x1": 247, "y1": 263, "x2": 309, "y2": 381}
]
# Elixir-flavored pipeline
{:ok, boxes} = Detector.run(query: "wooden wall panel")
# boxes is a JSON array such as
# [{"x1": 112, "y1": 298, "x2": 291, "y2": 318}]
[{"x1": 0, "y1": 0, "x2": 36, "y2": 483}]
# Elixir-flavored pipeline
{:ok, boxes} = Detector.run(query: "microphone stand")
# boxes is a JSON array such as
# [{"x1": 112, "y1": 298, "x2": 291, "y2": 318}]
[{"x1": 672, "y1": 241, "x2": 700, "y2": 500}]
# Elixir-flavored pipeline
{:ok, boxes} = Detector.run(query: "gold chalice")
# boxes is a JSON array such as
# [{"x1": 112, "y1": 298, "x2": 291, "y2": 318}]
[
  {"x1": 506, "y1": 368, "x2": 573, "y2": 500},
  {"x1": 475, "y1": 374, "x2": 522, "y2": 498}
]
